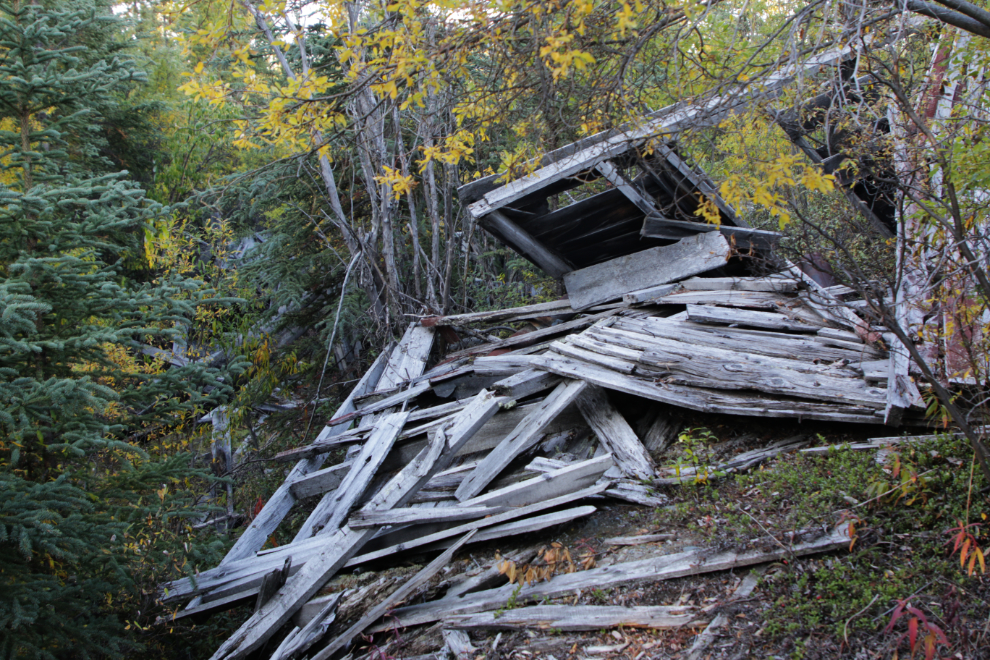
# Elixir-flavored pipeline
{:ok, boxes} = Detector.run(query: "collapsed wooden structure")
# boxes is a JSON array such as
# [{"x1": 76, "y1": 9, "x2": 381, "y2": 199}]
[{"x1": 164, "y1": 20, "x2": 935, "y2": 660}]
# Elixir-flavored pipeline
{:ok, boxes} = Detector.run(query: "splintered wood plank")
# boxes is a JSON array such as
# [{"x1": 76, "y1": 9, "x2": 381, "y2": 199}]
[
  {"x1": 681, "y1": 276, "x2": 798, "y2": 292},
  {"x1": 445, "y1": 605, "x2": 700, "y2": 631},
  {"x1": 289, "y1": 461, "x2": 353, "y2": 500},
  {"x1": 382, "y1": 527, "x2": 850, "y2": 630},
  {"x1": 595, "y1": 160, "x2": 663, "y2": 216},
  {"x1": 481, "y1": 210, "x2": 573, "y2": 279},
  {"x1": 421, "y1": 299, "x2": 574, "y2": 327},
  {"x1": 492, "y1": 368, "x2": 562, "y2": 398},
  {"x1": 562, "y1": 233, "x2": 731, "y2": 310},
  {"x1": 455, "y1": 380, "x2": 589, "y2": 501},
  {"x1": 378, "y1": 323, "x2": 436, "y2": 389},
  {"x1": 472, "y1": 354, "x2": 540, "y2": 376},
  {"x1": 638, "y1": 405, "x2": 681, "y2": 454},
  {"x1": 311, "y1": 531, "x2": 479, "y2": 660},
  {"x1": 884, "y1": 333, "x2": 925, "y2": 426},
  {"x1": 305, "y1": 412, "x2": 409, "y2": 535},
  {"x1": 346, "y1": 487, "x2": 606, "y2": 567},
  {"x1": 329, "y1": 381, "x2": 432, "y2": 426},
  {"x1": 685, "y1": 304, "x2": 823, "y2": 332},
  {"x1": 653, "y1": 289, "x2": 792, "y2": 309},
  {"x1": 640, "y1": 216, "x2": 781, "y2": 250},
  {"x1": 459, "y1": 455, "x2": 613, "y2": 508},
  {"x1": 575, "y1": 385, "x2": 655, "y2": 480},
  {"x1": 623, "y1": 283, "x2": 681, "y2": 305},
  {"x1": 445, "y1": 310, "x2": 617, "y2": 359},
  {"x1": 203, "y1": 391, "x2": 505, "y2": 660},
  {"x1": 216, "y1": 348, "x2": 391, "y2": 568},
  {"x1": 349, "y1": 505, "x2": 509, "y2": 529}
]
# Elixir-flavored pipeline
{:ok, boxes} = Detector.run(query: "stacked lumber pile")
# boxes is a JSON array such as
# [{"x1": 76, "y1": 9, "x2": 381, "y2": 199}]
[{"x1": 161, "y1": 228, "x2": 927, "y2": 660}]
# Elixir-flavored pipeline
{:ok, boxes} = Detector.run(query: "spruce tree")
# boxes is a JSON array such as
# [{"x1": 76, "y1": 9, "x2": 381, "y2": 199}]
[{"x1": 0, "y1": 2, "x2": 241, "y2": 657}]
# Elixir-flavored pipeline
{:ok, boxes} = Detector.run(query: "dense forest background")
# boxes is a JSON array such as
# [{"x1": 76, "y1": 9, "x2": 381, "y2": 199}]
[{"x1": 2, "y1": 0, "x2": 990, "y2": 657}]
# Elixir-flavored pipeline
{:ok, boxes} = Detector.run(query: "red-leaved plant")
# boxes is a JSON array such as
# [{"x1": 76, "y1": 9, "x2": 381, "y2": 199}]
[{"x1": 884, "y1": 597, "x2": 949, "y2": 660}]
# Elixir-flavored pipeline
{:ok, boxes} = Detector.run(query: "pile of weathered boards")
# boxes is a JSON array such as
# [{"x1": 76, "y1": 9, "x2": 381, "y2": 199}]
[{"x1": 161, "y1": 234, "x2": 926, "y2": 660}]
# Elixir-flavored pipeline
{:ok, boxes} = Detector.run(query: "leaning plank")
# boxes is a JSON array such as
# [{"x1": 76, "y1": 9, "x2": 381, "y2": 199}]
[
  {"x1": 347, "y1": 487, "x2": 606, "y2": 567},
  {"x1": 884, "y1": 333, "x2": 924, "y2": 426},
  {"x1": 685, "y1": 304, "x2": 822, "y2": 332},
  {"x1": 304, "y1": 412, "x2": 409, "y2": 536},
  {"x1": 575, "y1": 385, "x2": 655, "y2": 480},
  {"x1": 328, "y1": 381, "x2": 431, "y2": 426},
  {"x1": 681, "y1": 276, "x2": 798, "y2": 292},
  {"x1": 445, "y1": 310, "x2": 617, "y2": 359},
  {"x1": 446, "y1": 605, "x2": 700, "y2": 631},
  {"x1": 382, "y1": 526, "x2": 850, "y2": 630},
  {"x1": 349, "y1": 505, "x2": 509, "y2": 529},
  {"x1": 217, "y1": 348, "x2": 390, "y2": 567},
  {"x1": 312, "y1": 531, "x2": 478, "y2": 660},
  {"x1": 623, "y1": 283, "x2": 681, "y2": 305},
  {"x1": 270, "y1": 592, "x2": 342, "y2": 660},
  {"x1": 421, "y1": 299, "x2": 574, "y2": 327},
  {"x1": 288, "y1": 461, "x2": 353, "y2": 500},
  {"x1": 455, "y1": 379, "x2": 589, "y2": 501},
  {"x1": 481, "y1": 210, "x2": 573, "y2": 279},
  {"x1": 595, "y1": 160, "x2": 663, "y2": 216},
  {"x1": 640, "y1": 216, "x2": 781, "y2": 251},
  {"x1": 205, "y1": 391, "x2": 505, "y2": 660},
  {"x1": 563, "y1": 233, "x2": 731, "y2": 310},
  {"x1": 653, "y1": 289, "x2": 791, "y2": 309},
  {"x1": 378, "y1": 323, "x2": 436, "y2": 390},
  {"x1": 472, "y1": 354, "x2": 540, "y2": 377},
  {"x1": 442, "y1": 629, "x2": 476, "y2": 660},
  {"x1": 492, "y1": 368, "x2": 562, "y2": 398},
  {"x1": 459, "y1": 455, "x2": 613, "y2": 508}
]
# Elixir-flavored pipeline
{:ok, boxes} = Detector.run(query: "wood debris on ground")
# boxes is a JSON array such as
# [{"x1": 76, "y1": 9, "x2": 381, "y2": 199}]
[{"x1": 161, "y1": 41, "x2": 935, "y2": 657}]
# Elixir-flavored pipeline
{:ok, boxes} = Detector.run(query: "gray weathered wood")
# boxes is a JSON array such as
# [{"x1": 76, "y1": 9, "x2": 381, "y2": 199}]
[
  {"x1": 455, "y1": 379, "x2": 589, "y2": 501},
  {"x1": 382, "y1": 527, "x2": 849, "y2": 630},
  {"x1": 378, "y1": 323, "x2": 436, "y2": 390},
  {"x1": 204, "y1": 391, "x2": 505, "y2": 660},
  {"x1": 442, "y1": 629, "x2": 476, "y2": 660},
  {"x1": 481, "y1": 210, "x2": 573, "y2": 279},
  {"x1": 460, "y1": 455, "x2": 613, "y2": 508},
  {"x1": 446, "y1": 605, "x2": 700, "y2": 631},
  {"x1": 653, "y1": 289, "x2": 791, "y2": 309},
  {"x1": 640, "y1": 216, "x2": 781, "y2": 250},
  {"x1": 445, "y1": 547, "x2": 540, "y2": 600},
  {"x1": 884, "y1": 333, "x2": 924, "y2": 426},
  {"x1": 605, "y1": 533, "x2": 676, "y2": 546},
  {"x1": 422, "y1": 299, "x2": 574, "y2": 327},
  {"x1": 348, "y1": 486, "x2": 606, "y2": 567},
  {"x1": 349, "y1": 505, "x2": 508, "y2": 529},
  {"x1": 685, "y1": 304, "x2": 822, "y2": 332},
  {"x1": 562, "y1": 233, "x2": 731, "y2": 310},
  {"x1": 255, "y1": 558, "x2": 290, "y2": 613},
  {"x1": 272, "y1": 592, "x2": 342, "y2": 660},
  {"x1": 288, "y1": 461, "x2": 353, "y2": 500},
  {"x1": 306, "y1": 412, "x2": 409, "y2": 536},
  {"x1": 472, "y1": 354, "x2": 540, "y2": 376},
  {"x1": 575, "y1": 385, "x2": 655, "y2": 479},
  {"x1": 216, "y1": 348, "x2": 390, "y2": 568},
  {"x1": 681, "y1": 276, "x2": 798, "y2": 292},
  {"x1": 605, "y1": 481, "x2": 669, "y2": 506},
  {"x1": 492, "y1": 368, "x2": 562, "y2": 398},
  {"x1": 312, "y1": 530, "x2": 478, "y2": 660},
  {"x1": 622, "y1": 283, "x2": 681, "y2": 304},
  {"x1": 638, "y1": 405, "x2": 681, "y2": 454},
  {"x1": 595, "y1": 160, "x2": 663, "y2": 216},
  {"x1": 330, "y1": 381, "x2": 431, "y2": 425}
]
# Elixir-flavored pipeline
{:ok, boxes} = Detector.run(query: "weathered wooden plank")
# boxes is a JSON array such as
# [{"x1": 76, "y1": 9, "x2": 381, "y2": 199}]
[
  {"x1": 382, "y1": 526, "x2": 850, "y2": 629},
  {"x1": 640, "y1": 216, "x2": 781, "y2": 250},
  {"x1": 637, "y1": 405, "x2": 681, "y2": 454},
  {"x1": 604, "y1": 533, "x2": 676, "y2": 546},
  {"x1": 216, "y1": 349, "x2": 390, "y2": 568},
  {"x1": 492, "y1": 368, "x2": 562, "y2": 398},
  {"x1": 653, "y1": 289, "x2": 791, "y2": 309},
  {"x1": 445, "y1": 605, "x2": 700, "y2": 631},
  {"x1": 271, "y1": 592, "x2": 342, "y2": 660},
  {"x1": 421, "y1": 299, "x2": 574, "y2": 327},
  {"x1": 681, "y1": 276, "x2": 798, "y2": 292},
  {"x1": 460, "y1": 455, "x2": 613, "y2": 508},
  {"x1": 884, "y1": 332, "x2": 925, "y2": 426},
  {"x1": 203, "y1": 392, "x2": 505, "y2": 659},
  {"x1": 288, "y1": 461, "x2": 353, "y2": 500},
  {"x1": 442, "y1": 629, "x2": 476, "y2": 660},
  {"x1": 349, "y1": 505, "x2": 508, "y2": 529},
  {"x1": 445, "y1": 547, "x2": 540, "y2": 600},
  {"x1": 378, "y1": 323, "x2": 436, "y2": 390},
  {"x1": 329, "y1": 381, "x2": 431, "y2": 426},
  {"x1": 685, "y1": 304, "x2": 823, "y2": 332},
  {"x1": 445, "y1": 310, "x2": 616, "y2": 359},
  {"x1": 481, "y1": 210, "x2": 573, "y2": 279},
  {"x1": 551, "y1": 341, "x2": 637, "y2": 374},
  {"x1": 605, "y1": 481, "x2": 669, "y2": 507},
  {"x1": 575, "y1": 385, "x2": 655, "y2": 479},
  {"x1": 455, "y1": 380, "x2": 589, "y2": 501},
  {"x1": 347, "y1": 489, "x2": 605, "y2": 567},
  {"x1": 595, "y1": 160, "x2": 663, "y2": 216},
  {"x1": 562, "y1": 233, "x2": 731, "y2": 310},
  {"x1": 623, "y1": 283, "x2": 681, "y2": 304},
  {"x1": 529, "y1": 354, "x2": 886, "y2": 423},
  {"x1": 302, "y1": 413, "x2": 409, "y2": 537},
  {"x1": 472, "y1": 354, "x2": 540, "y2": 377},
  {"x1": 312, "y1": 531, "x2": 478, "y2": 660}
]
